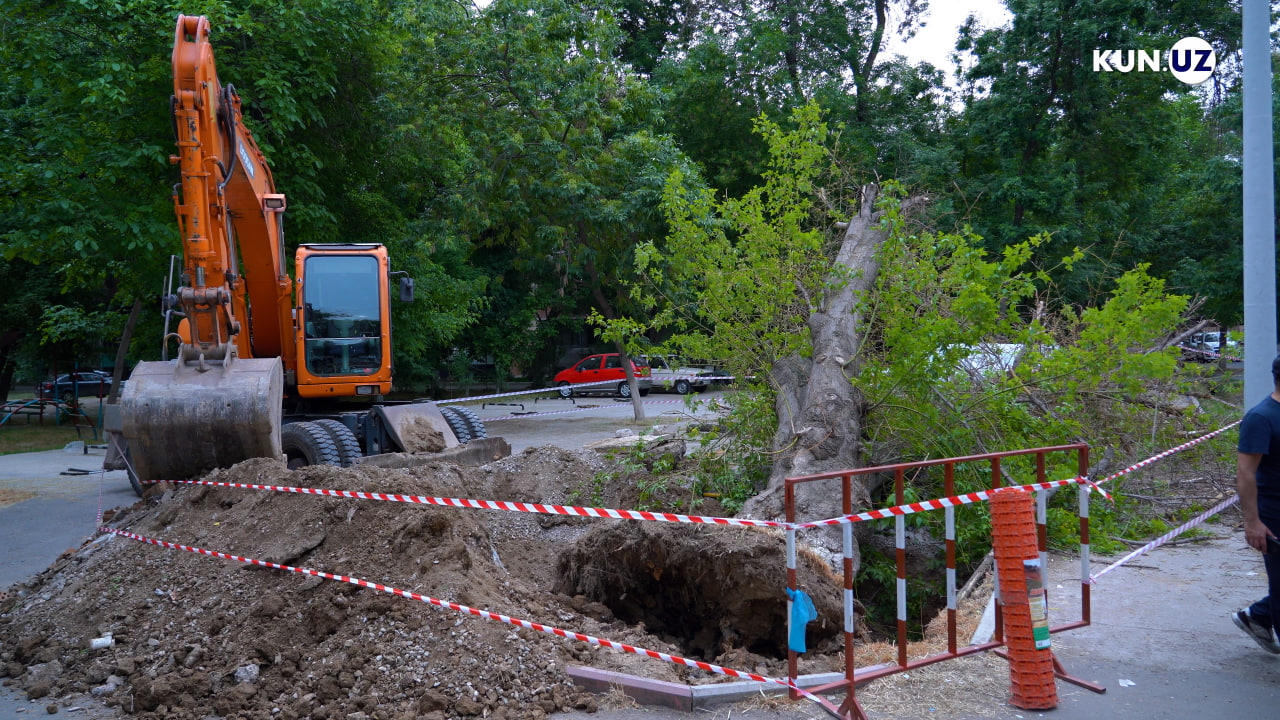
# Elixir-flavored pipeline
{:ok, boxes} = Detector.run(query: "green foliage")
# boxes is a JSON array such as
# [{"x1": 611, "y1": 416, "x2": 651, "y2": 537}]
[
  {"x1": 588, "y1": 440, "x2": 680, "y2": 511},
  {"x1": 649, "y1": 1, "x2": 947, "y2": 195},
  {"x1": 38, "y1": 305, "x2": 121, "y2": 348},
  {"x1": 685, "y1": 387, "x2": 776, "y2": 513},
  {"x1": 5, "y1": 0, "x2": 1251, "y2": 405},
  {"x1": 856, "y1": 546, "x2": 946, "y2": 640},
  {"x1": 855, "y1": 185, "x2": 1198, "y2": 560},
  {"x1": 637, "y1": 102, "x2": 831, "y2": 383},
  {"x1": 0, "y1": 0, "x2": 493, "y2": 383},
  {"x1": 938, "y1": 0, "x2": 1243, "y2": 314}
]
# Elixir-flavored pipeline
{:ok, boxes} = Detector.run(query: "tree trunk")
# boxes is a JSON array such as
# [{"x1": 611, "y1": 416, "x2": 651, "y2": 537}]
[
  {"x1": 0, "y1": 332, "x2": 18, "y2": 402},
  {"x1": 744, "y1": 185, "x2": 916, "y2": 524},
  {"x1": 107, "y1": 298, "x2": 144, "y2": 405},
  {"x1": 613, "y1": 339, "x2": 647, "y2": 421},
  {"x1": 585, "y1": 254, "x2": 647, "y2": 422}
]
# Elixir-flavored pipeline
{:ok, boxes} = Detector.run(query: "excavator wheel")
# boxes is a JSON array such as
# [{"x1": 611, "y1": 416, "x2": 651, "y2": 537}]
[
  {"x1": 445, "y1": 405, "x2": 487, "y2": 440},
  {"x1": 438, "y1": 407, "x2": 471, "y2": 444},
  {"x1": 281, "y1": 421, "x2": 341, "y2": 469},
  {"x1": 313, "y1": 419, "x2": 362, "y2": 467}
]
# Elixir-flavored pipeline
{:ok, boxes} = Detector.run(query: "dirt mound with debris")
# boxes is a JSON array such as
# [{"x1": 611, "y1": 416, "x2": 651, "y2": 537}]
[{"x1": 0, "y1": 446, "x2": 848, "y2": 719}]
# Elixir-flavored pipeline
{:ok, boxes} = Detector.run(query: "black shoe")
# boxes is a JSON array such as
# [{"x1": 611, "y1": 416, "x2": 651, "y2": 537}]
[{"x1": 1233, "y1": 609, "x2": 1280, "y2": 653}]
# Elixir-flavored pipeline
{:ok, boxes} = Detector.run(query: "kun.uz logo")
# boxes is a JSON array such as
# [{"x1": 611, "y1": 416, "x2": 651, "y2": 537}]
[{"x1": 1093, "y1": 37, "x2": 1216, "y2": 85}]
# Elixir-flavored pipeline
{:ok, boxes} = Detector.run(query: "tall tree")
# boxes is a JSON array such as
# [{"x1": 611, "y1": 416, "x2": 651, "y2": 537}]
[
  {"x1": 400, "y1": 0, "x2": 699, "y2": 401},
  {"x1": 646, "y1": 0, "x2": 944, "y2": 196},
  {"x1": 0, "y1": 0, "x2": 488, "y2": 383},
  {"x1": 938, "y1": 0, "x2": 1241, "y2": 307}
]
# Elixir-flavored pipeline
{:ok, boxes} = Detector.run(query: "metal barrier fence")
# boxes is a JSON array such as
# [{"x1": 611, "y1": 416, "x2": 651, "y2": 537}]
[{"x1": 784, "y1": 443, "x2": 1100, "y2": 720}]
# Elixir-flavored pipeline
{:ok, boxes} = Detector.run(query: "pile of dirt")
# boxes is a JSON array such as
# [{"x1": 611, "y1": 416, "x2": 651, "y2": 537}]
[{"x1": 0, "y1": 446, "x2": 849, "y2": 719}]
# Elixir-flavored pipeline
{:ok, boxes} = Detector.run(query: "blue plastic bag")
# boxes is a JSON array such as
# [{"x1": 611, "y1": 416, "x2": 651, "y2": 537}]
[{"x1": 785, "y1": 587, "x2": 817, "y2": 653}]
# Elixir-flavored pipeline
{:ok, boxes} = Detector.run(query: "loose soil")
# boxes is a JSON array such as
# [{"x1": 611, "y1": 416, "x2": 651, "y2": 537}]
[{"x1": 0, "y1": 446, "x2": 860, "y2": 720}]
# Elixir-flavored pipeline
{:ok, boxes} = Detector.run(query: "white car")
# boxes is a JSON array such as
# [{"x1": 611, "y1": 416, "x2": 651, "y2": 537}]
[
  {"x1": 1182, "y1": 331, "x2": 1239, "y2": 361},
  {"x1": 641, "y1": 355, "x2": 715, "y2": 394}
]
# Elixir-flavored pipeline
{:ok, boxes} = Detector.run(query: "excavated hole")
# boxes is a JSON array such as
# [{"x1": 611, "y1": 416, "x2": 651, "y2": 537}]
[{"x1": 556, "y1": 522, "x2": 847, "y2": 661}]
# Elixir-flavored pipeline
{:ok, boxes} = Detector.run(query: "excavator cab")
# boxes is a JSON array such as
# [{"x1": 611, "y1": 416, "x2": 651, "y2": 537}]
[{"x1": 295, "y1": 244, "x2": 394, "y2": 398}]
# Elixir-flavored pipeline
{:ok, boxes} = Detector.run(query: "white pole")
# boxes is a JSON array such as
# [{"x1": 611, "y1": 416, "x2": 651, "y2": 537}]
[{"x1": 1242, "y1": 0, "x2": 1276, "y2": 406}]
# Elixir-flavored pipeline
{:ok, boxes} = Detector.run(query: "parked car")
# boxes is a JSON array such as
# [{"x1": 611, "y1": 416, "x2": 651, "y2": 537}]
[
  {"x1": 40, "y1": 370, "x2": 113, "y2": 403},
  {"x1": 1180, "y1": 331, "x2": 1240, "y2": 362},
  {"x1": 554, "y1": 354, "x2": 652, "y2": 398},
  {"x1": 640, "y1": 354, "x2": 715, "y2": 394}
]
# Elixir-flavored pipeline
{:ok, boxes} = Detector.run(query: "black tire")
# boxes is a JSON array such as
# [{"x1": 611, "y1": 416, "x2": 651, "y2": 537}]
[
  {"x1": 445, "y1": 405, "x2": 488, "y2": 440},
  {"x1": 557, "y1": 381, "x2": 573, "y2": 398},
  {"x1": 438, "y1": 406, "x2": 471, "y2": 444},
  {"x1": 281, "y1": 421, "x2": 341, "y2": 469},
  {"x1": 60, "y1": 389, "x2": 75, "y2": 404},
  {"x1": 674, "y1": 379, "x2": 691, "y2": 395},
  {"x1": 639, "y1": 388, "x2": 650, "y2": 397},
  {"x1": 617, "y1": 382, "x2": 632, "y2": 399},
  {"x1": 313, "y1": 419, "x2": 362, "y2": 467}
]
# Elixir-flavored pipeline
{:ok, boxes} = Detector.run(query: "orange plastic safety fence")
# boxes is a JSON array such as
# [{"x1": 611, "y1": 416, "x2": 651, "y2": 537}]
[{"x1": 990, "y1": 488, "x2": 1058, "y2": 711}]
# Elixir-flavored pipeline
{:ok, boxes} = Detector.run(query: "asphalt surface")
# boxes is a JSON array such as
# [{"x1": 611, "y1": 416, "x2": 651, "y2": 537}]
[{"x1": 3, "y1": 390, "x2": 1280, "y2": 719}]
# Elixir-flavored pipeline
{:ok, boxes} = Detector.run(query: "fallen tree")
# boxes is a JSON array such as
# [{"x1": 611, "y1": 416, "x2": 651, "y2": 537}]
[
  {"x1": 629, "y1": 102, "x2": 1206, "y2": 576},
  {"x1": 746, "y1": 183, "x2": 925, "y2": 521}
]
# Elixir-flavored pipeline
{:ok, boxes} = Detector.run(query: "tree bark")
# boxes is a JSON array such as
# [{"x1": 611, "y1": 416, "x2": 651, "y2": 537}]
[
  {"x1": 0, "y1": 331, "x2": 18, "y2": 402},
  {"x1": 744, "y1": 185, "x2": 921, "y2": 524},
  {"x1": 584, "y1": 257, "x2": 646, "y2": 421},
  {"x1": 107, "y1": 298, "x2": 143, "y2": 405},
  {"x1": 613, "y1": 339, "x2": 647, "y2": 421}
]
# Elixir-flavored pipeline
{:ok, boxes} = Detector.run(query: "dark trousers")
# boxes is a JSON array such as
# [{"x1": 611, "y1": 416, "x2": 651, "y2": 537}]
[{"x1": 1248, "y1": 515, "x2": 1280, "y2": 628}]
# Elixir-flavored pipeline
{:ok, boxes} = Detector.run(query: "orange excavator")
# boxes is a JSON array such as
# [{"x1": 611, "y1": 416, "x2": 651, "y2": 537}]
[{"x1": 106, "y1": 15, "x2": 506, "y2": 492}]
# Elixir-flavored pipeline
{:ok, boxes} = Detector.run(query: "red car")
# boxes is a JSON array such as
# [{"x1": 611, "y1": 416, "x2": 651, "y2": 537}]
[{"x1": 554, "y1": 354, "x2": 652, "y2": 398}]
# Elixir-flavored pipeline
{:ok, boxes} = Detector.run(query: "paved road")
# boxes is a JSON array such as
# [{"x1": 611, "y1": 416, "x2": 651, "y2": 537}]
[{"x1": 4, "y1": 391, "x2": 1280, "y2": 719}]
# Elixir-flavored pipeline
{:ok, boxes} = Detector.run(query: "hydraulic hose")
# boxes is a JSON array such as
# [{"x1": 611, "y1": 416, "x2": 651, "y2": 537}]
[{"x1": 218, "y1": 84, "x2": 239, "y2": 192}]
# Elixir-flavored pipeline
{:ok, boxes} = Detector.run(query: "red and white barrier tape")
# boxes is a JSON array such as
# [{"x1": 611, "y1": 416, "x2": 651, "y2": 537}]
[
  {"x1": 438, "y1": 376, "x2": 737, "y2": 406},
  {"x1": 99, "y1": 526, "x2": 827, "y2": 707},
  {"x1": 1090, "y1": 421, "x2": 1239, "y2": 489},
  {"x1": 1089, "y1": 494, "x2": 1239, "y2": 583},
  {"x1": 143, "y1": 422, "x2": 1238, "y2": 535},
  {"x1": 794, "y1": 421, "x2": 1238, "y2": 530},
  {"x1": 486, "y1": 398, "x2": 689, "y2": 422},
  {"x1": 140, "y1": 478, "x2": 790, "y2": 529},
  {"x1": 791, "y1": 475, "x2": 1108, "y2": 530},
  {"x1": 1180, "y1": 345, "x2": 1242, "y2": 363}
]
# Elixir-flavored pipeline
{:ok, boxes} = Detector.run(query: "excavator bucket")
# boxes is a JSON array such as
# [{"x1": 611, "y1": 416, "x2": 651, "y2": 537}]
[{"x1": 119, "y1": 357, "x2": 283, "y2": 483}]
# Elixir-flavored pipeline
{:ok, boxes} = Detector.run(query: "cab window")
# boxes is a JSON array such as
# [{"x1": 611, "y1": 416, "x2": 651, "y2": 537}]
[{"x1": 303, "y1": 254, "x2": 382, "y2": 377}]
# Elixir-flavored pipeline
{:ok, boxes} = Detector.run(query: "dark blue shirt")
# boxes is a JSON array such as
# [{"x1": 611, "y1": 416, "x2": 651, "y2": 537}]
[{"x1": 1238, "y1": 395, "x2": 1280, "y2": 520}]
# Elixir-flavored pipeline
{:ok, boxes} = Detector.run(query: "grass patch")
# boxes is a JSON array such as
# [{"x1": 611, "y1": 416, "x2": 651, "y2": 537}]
[{"x1": 0, "y1": 422, "x2": 94, "y2": 455}]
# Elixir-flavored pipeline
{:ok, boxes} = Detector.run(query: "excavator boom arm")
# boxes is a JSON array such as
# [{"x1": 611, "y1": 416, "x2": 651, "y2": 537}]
[
  {"x1": 170, "y1": 14, "x2": 294, "y2": 362},
  {"x1": 118, "y1": 15, "x2": 290, "y2": 484}
]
